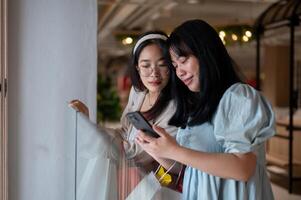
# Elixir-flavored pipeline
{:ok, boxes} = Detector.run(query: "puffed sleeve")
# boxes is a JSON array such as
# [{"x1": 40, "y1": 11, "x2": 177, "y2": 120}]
[{"x1": 213, "y1": 83, "x2": 275, "y2": 153}]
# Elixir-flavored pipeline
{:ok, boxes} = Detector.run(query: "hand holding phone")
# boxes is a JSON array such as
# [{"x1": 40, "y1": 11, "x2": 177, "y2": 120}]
[{"x1": 126, "y1": 111, "x2": 159, "y2": 138}]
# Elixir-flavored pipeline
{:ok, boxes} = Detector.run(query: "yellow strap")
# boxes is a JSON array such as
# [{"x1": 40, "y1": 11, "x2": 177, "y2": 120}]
[{"x1": 155, "y1": 166, "x2": 172, "y2": 186}]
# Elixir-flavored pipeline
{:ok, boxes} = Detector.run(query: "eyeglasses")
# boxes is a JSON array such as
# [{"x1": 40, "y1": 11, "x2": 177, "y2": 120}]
[{"x1": 138, "y1": 65, "x2": 169, "y2": 77}]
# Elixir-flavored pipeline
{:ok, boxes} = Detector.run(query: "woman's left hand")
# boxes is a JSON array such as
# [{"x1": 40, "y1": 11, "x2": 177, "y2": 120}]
[
  {"x1": 135, "y1": 125, "x2": 180, "y2": 160},
  {"x1": 68, "y1": 99, "x2": 90, "y2": 117}
]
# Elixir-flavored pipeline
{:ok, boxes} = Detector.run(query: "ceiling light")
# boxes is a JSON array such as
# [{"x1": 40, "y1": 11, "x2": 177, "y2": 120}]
[
  {"x1": 219, "y1": 31, "x2": 226, "y2": 38},
  {"x1": 245, "y1": 30, "x2": 252, "y2": 38},
  {"x1": 232, "y1": 34, "x2": 238, "y2": 41},
  {"x1": 122, "y1": 37, "x2": 133, "y2": 45},
  {"x1": 216, "y1": 25, "x2": 253, "y2": 46},
  {"x1": 242, "y1": 35, "x2": 249, "y2": 42}
]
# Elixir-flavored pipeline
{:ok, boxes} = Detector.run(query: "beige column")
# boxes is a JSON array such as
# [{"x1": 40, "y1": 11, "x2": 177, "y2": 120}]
[{"x1": 262, "y1": 45, "x2": 290, "y2": 107}]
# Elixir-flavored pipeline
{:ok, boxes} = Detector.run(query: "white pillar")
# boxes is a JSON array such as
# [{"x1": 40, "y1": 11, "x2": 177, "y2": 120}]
[{"x1": 7, "y1": 0, "x2": 97, "y2": 199}]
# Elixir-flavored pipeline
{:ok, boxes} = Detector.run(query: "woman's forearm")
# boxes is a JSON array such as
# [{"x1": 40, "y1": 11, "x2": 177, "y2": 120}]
[{"x1": 169, "y1": 146, "x2": 256, "y2": 181}]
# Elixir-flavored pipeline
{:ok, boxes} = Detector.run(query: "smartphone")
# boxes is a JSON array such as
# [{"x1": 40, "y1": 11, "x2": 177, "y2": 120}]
[{"x1": 126, "y1": 111, "x2": 159, "y2": 138}]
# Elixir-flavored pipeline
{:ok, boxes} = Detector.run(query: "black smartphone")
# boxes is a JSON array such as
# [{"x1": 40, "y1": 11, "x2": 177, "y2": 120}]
[{"x1": 126, "y1": 111, "x2": 159, "y2": 138}]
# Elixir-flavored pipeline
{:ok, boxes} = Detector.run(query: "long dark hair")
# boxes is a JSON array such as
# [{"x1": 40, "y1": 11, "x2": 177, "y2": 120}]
[
  {"x1": 168, "y1": 19, "x2": 242, "y2": 127},
  {"x1": 129, "y1": 31, "x2": 174, "y2": 120}
]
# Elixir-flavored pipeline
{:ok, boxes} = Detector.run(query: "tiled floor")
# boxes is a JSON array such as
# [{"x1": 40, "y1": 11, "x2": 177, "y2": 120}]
[{"x1": 269, "y1": 169, "x2": 301, "y2": 200}]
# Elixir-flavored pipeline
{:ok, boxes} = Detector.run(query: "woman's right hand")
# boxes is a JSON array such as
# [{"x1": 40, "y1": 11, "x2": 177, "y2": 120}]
[
  {"x1": 68, "y1": 99, "x2": 90, "y2": 118},
  {"x1": 135, "y1": 125, "x2": 180, "y2": 160}
]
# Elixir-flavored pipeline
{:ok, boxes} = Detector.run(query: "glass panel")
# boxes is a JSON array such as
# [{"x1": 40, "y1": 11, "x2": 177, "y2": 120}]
[
  {"x1": 74, "y1": 112, "x2": 182, "y2": 199},
  {"x1": 75, "y1": 112, "x2": 120, "y2": 199}
]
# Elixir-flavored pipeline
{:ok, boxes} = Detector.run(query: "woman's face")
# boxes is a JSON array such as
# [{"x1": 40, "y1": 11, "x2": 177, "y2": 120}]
[
  {"x1": 169, "y1": 49, "x2": 200, "y2": 92},
  {"x1": 137, "y1": 44, "x2": 170, "y2": 93}
]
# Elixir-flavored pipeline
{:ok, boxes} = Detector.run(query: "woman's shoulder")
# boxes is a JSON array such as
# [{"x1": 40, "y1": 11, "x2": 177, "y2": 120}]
[
  {"x1": 213, "y1": 83, "x2": 275, "y2": 153},
  {"x1": 216, "y1": 83, "x2": 274, "y2": 124},
  {"x1": 223, "y1": 83, "x2": 259, "y2": 101},
  {"x1": 128, "y1": 86, "x2": 147, "y2": 99},
  {"x1": 216, "y1": 82, "x2": 272, "y2": 119}
]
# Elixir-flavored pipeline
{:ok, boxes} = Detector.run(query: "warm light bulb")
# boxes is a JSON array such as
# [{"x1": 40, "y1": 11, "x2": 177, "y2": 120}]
[
  {"x1": 231, "y1": 34, "x2": 238, "y2": 41},
  {"x1": 122, "y1": 37, "x2": 133, "y2": 45},
  {"x1": 245, "y1": 30, "x2": 252, "y2": 38},
  {"x1": 242, "y1": 35, "x2": 249, "y2": 42},
  {"x1": 219, "y1": 31, "x2": 226, "y2": 38}
]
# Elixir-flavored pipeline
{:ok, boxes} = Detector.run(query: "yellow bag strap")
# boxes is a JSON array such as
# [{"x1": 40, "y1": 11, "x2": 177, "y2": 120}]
[{"x1": 154, "y1": 161, "x2": 176, "y2": 182}]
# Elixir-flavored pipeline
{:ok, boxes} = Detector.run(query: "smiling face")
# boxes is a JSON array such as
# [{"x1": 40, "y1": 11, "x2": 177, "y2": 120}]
[
  {"x1": 137, "y1": 44, "x2": 170, "y2": 94},
  {"x1": 169, "y1": 49, "x2": 200, "y2": 92}
]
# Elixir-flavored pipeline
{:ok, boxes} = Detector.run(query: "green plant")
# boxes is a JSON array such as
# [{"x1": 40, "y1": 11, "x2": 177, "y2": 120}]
[{"x1": 97, "y1": 74, "x2": 122, "y2": 122}]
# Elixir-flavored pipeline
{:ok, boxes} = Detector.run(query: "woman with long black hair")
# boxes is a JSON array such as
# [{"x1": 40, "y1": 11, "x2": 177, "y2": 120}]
[{"x1": 137, "y1": 20, "x2": 275, "y2": 200}]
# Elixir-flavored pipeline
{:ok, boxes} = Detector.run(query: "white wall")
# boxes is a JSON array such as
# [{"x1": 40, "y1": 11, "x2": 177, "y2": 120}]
[{"x1": 8, "y1": 0, "x2": 97, "y2": 199}]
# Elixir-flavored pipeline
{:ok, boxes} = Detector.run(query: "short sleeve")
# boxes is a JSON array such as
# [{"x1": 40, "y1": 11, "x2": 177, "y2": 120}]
[{"x1": 213, "y1": 83, "x2": 275, "y2": 153}]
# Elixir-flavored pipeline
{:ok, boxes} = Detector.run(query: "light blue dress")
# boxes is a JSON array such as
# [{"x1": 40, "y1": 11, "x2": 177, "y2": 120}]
[{"x1": 176, "y1": 83, "x2": 275, "y2": 200}]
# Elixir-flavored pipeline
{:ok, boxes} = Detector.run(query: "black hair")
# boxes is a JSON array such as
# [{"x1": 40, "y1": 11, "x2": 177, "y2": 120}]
[
  {"x1": 129, "y1": 30, "x2": 174, "y2": 121},
  {"x1": 168, "y1": 19, "x2": 242, "y2": 127}
]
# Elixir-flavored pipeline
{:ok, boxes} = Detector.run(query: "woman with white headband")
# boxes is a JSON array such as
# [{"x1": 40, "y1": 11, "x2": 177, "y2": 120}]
[{"x1": 119, "y1": 31, "x2": 179, "y2": 166}]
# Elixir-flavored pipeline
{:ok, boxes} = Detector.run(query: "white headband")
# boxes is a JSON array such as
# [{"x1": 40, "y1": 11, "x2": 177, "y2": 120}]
[{"x1": 133, "y1": 33, "x2": 168, "y2": 54}]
